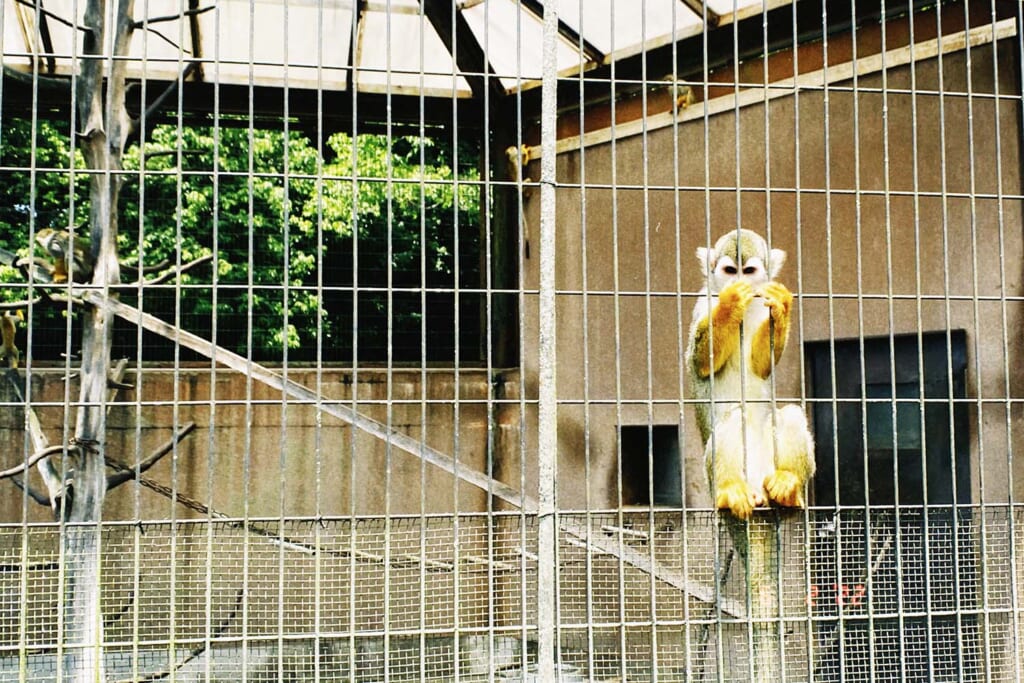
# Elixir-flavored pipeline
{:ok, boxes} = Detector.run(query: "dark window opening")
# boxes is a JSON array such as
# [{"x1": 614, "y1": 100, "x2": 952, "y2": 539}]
[
  {"x1": 805, "y1": 330, "x2": 977, "y2": 680},
  {"x1": 619, "y1": 425, "x2": 682, "y2": 507}
]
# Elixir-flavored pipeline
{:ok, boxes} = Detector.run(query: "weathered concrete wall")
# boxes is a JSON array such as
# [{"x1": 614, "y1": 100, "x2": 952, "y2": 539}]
[
  {"x1": 520, "y1": 38, "x2": 1023, "y2": 509},
  {"x1": 0, "y1": 367, "x2": 522, "y2": 523}
]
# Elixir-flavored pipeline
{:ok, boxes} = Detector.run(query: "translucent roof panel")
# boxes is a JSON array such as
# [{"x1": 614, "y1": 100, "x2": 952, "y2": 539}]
[
  {"x1": 203, "y1": 0, "x2": 354, "y2": 90},
  {"x1": 1, "y1": 0, "x2": 794, "y2": 100},
  {"x1": 461, "y1": 0, "x2": 586, "y2": 92},
  {"x1": 706, "y1": 0, "x2": 796, "y2": 25},
  {"x1": 356, "y1": 3, "x2": 473, "y2": 98},
  {"x1": 557, "y1": 0, "x2": 703, "y2": 62},
  {"x1": 1, "y1": 0, "x2": 355, "y2": 90}
]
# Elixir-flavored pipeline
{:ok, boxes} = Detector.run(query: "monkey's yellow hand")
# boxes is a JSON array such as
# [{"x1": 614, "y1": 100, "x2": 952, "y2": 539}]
[
  {"x1": 759, "y1": 281, "x2": 792, "y2": 324},
  {"x1": 715, "y1": 477, "x2": 758, "y2": 521},
  {"x1": 715, "y1": 280, "x2": 754, "y2": 324},
  {"x1": 763, "y1": 469, "x2": 806, "y2": 508}
]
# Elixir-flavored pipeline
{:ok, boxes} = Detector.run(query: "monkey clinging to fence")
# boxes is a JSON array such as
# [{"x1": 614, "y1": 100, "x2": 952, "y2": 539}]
[{"x1": 686, "y1": 229, "x2": 815, "y2": 520}]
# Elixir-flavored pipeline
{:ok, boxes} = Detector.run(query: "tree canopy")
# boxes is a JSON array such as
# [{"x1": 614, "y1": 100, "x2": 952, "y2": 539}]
[{"x1": 1, "y1": 118, "x2": 482, "y2": 363}]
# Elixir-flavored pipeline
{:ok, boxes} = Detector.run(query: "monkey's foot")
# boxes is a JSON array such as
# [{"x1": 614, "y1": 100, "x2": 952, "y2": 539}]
[
  {"x1": 714, "y1": 480, "x2": 757, "y2": 521},
  {"x1": 764, "y1": 469, "x2": 806, "y2": 508}
]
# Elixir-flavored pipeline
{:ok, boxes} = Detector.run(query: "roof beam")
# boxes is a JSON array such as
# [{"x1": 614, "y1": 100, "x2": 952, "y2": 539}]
[{"x1": 419, "y1": 0, "x2": 502, "y2": 101}]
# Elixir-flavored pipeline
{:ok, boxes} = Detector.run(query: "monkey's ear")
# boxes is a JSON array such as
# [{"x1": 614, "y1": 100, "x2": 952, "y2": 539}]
[
  {"x1": 768, "y1": 248, "x2": 786, "y2": 278},
  {"x1": 696, "y1": 246, "x2": 716, "y2": 274}
]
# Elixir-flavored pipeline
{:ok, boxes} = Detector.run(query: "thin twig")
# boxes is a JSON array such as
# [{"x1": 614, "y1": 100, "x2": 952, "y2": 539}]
[
  {"x1": 138, "y1": 253, "x2": 213, "y2": 286},
  {"x1": 135, "y1": 61, "x2": 201, "y2": 133},
  {"x1": 12, "y1": 0, "x2": 90, "y2": 32},
  {"x1": 121, "y1": 258, "x2": 171, "y2": 275},
  {"x1": 106, "y1": 422, "x2": 196, "y2": 490},
  {"x1": 132, "y1": 4, "x2": 214, "y2": 28}
]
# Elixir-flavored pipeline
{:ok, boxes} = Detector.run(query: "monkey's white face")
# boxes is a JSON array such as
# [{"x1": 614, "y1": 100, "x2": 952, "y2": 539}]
[{"x1": 708, "y1": 254, "x2": 770, "y2": 294}]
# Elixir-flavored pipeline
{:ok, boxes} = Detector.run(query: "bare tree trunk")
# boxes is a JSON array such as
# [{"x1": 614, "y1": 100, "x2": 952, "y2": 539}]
[{"x1": 64, "y1": 0, "x2": 132, "y2": 677}]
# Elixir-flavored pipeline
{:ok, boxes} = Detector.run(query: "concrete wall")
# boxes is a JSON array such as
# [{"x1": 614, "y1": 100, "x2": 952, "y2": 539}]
[
  {"x1": 0, "y1": 367, "x2": 521, "y2": 523},
  {"x1": 519, "y1": 38, "x2": 1023, "y2": 509}
]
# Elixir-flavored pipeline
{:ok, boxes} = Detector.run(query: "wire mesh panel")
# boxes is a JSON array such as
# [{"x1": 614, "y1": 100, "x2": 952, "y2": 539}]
[{"x1": 0, "y1": 0, "x2": 1022, "y2": 681}]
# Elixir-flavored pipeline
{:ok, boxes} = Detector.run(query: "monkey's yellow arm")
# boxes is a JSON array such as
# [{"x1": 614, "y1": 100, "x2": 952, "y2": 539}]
[
  {"x1": 749, "y1": 282, "x2": 792, "y2": 380},
  {"x1": 690, "y1": 281, "x2": 753, "y2": 378}
]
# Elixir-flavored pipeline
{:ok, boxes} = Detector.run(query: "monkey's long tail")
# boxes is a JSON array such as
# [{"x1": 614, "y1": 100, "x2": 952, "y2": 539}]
[{"x1": 726, "y1": 514, "x2": 782, "y2": 683}]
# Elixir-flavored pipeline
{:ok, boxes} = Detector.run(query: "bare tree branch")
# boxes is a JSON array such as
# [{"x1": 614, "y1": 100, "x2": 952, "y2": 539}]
[
  {"x1": 132, "y1": 27, "x2": 190, "y2": 56},
  {"x1": 114, "y1": 587, "x2": 244, "y2": 683},
  {"x1": 0, "y1": 444, "x2": 75, "y2": 480},
  {"x1": 12, "y1": 0, "x2": 90, "y2": 32},
  {"x1": 11, "y1": 476, "x2": 53, "y2": 506},
  {"x1": 4, "y1": 369, "x2": 65, "y2": 505},
  {"x1": 102, "y1": 587, "x2": 136, "y2": 630},
  {"x1": 106, "y1": 422, "x2": 196, "y2": 490},
  {"x1": 136, "y1": 61, "x2": 201, "y2": 129},
  {"x1": 132, "y1": 4, "x2": 213, "y2": 28},
  {"x1": 120, "y1": 258, "x2": 172, "y2": 275},
  {"x1": 138, "y1": 254, "x2": 213, "y2": 286},
  {"x1": 0, "y1": 297, "x2": 43, "y2": 311}
]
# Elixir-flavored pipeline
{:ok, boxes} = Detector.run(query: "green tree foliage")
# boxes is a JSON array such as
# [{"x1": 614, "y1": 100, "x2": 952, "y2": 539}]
[{"x1": 0, "y1": 118, "x2": 482, "y2": 363}]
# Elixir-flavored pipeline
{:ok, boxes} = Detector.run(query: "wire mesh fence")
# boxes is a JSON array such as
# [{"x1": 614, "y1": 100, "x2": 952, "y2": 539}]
[
  {"x1": 0, "y1": 508, "x2": 1017, "y2": 680},
  {"x1": 1, "y1": 0, "x2": 1023, "y2": 680}
]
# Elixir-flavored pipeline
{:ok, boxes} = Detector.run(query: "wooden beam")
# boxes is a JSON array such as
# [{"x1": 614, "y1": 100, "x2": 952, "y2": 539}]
[
  {"x1": 90, "y1": 293, "x2": 740, "y2": 615},
  {"x1": 419, "y1": 0, "x2": 501, "y2": 101}
]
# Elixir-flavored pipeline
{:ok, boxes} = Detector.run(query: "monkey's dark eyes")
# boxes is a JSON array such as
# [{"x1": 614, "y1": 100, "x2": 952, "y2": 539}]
[
  {"x1": 723, "y1": 265, "x2": 737, "y2": 275},
  {"x1": 742, "y1": 266, "x2": 758, "y2": 275}
]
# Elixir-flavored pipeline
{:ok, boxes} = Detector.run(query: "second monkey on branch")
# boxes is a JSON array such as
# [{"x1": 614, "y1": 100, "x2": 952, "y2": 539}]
[{"x1": 686, "y1": 229, "x2": 815, "y2": 520}]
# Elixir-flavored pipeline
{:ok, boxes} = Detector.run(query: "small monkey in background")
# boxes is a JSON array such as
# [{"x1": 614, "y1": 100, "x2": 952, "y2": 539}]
[
  {"x1": 1, "y1": 310, "x2": 23, "y2": 369},
  {"x1": 35, "y1": 227, "x2": 94, "y2": 283},
  {"x1": 686, "y1": 229, "x2": 814, "y2": 520}
]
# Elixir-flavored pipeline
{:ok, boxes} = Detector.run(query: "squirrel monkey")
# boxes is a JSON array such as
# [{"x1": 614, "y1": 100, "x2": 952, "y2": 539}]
[
  {"x1": 35, "y1": 227, "x2": 94, "y2": 283},
  {"x1": 1, "y1": 310, "x2": 23, "y2": 369},
  {"x1": 686, "y1": 229, "x2": 815, "y2": 520}
]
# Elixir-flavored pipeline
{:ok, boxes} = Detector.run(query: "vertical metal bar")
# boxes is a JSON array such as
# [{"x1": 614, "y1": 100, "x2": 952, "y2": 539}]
[
  {"x1": 667, "y1": 2, "x2": 693, "y2": 680},
  {"x1": 312, "y1": 0, "x2": 326, "y2": 679},
  {"x1": 277, "y1": 0, "x2": 293, "y2": 675},
  {"x1": 992, "y1": 4, "x2": 1021, "y2": 682},
  {"x1": 347, "y1": 2, "x2": 360, "y2": 677},
  {"x1": 536, "y1": 1, "x2": 559, "y2": 680},
  {"x1": 959, "y1": 5, "x2": 990, "y2": 682},
  {"x1": 817, "y1": 2, "x2": 851, "y2": 679},
  {"x1": 637, "y1": 2, "x2": 660, "y2": 677},
  {"x1": 878, "y1": 7, "x2": 910, "y2": 683},
  {"x1": 130, "y1": 1, "x2": 151, "y2": 678},
  {"x1": 482, "y1": 3, "x2": 495, "y2": 681},
  {"x1": 205, "y1": 5, "x2": 224, "y2": 677},
  {"x1": 904, "y1": 6, "x2": 934, "y2": 683},
  {"x1": 382, "y1": 5, "x2": 396, "y2": 680},
  {"x1": 575, "y1": 0, "x2": 596, "y2": 672},
  {"x1": 241, "y1": 0, "x2": 259, "y2": 676},
  {"x1": 788, "y1": 0, "x2": 815, "y2": 678},
  {"x1": 696, "y1": 0, "x2": 726, "y2": 678},
  {"x1": 415, "y1": 6, "x2": 429, "y2": 682},
  {"x1": 450, "y1": 1, "x2": 463, "y2": 677},
  {"x1": 606, "y1": 3, "x2": 628, "y2": 680},
  {"x1": 933, "y1": 4, "x2": 952, "y2": 681},
  {"x1": 847, "y1": 8, "x2": 879, "y2": 682}
]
